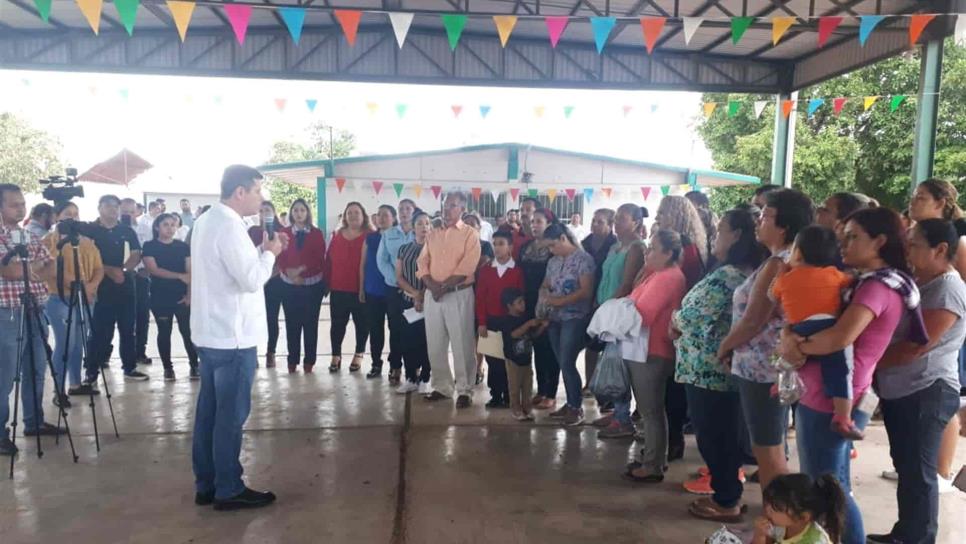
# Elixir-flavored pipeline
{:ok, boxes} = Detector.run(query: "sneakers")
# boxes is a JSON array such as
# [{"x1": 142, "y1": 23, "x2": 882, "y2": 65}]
[
  {"x1": 417, "y1": 381, "x2": 433, "y2": 395},
  {"x1": 396, "y1": 381, "x2": 419, "y2": 394},
  {"x1": 212, "y1": 487, "x2": 276, "y2": 511},
  {"x1": 590, "y1": 414, "x2": 614, "y2": 428},
  {"x1": 189, "y1": 367, "x2": 200, "y2": 381},
  {"x1": 70, "y1": 381, "x2": 100, "y2": 396},
  {"x1": 195, "y1": 490, "x2": 215, "y2": 506},
  {"x1": 598, "y1": 420, "x2": 635, "y2": 439},
  {"x1": 548, "y1": 405, "x2": 570, "y2": 419},
  {"x1": 137, "y1": 356, "x2": 152, "y2": 365},
  {"x1": 938, "y1": 473, "x2": 955, "y2": 494},
  {"x1": 124, "y1": 370, "x2": 149, "y2": 381},
  {"x1": 456, "y1": 395, "x2": 472, "y2": 409},
  {"x1": 881, "y1": 470, "x2": 899, "y2": 481},
  {"x1": 53, "y1": 393, "x2": 72, "y2": 408},
  {"x1": 559, "y1": 406, "x2": 584, "y2": 426},
  {"x1": 164, "y1": 369, "x2": 176, "y2": 382},
  {"x1": 683, "y1": 473, "x2": 714, "y2": 495},
  {"x1": 0, "y1": 436, "x2": 18, "y2": 456}
]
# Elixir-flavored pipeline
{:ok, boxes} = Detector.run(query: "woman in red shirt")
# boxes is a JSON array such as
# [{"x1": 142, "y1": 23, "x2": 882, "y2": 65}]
[
  {"x1": 277, "y1": 199, "x2": 327, "y2": 374},
  {"x1": 325, "y1": 201, "x2": 372, "y2": 372}
]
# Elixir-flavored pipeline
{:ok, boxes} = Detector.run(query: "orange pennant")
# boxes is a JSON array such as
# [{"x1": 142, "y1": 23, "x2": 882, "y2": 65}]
[
  {"x1": 639, "y1": 17, "x2": 667, "y2": 54},
  {"x1": 782, "y1": 99, "x2": 795, "y2": 118},
  {"x1": 909, "y1": 14, "x2": 936, "y2": 45},
  {"x1": 335, "y1": 10, "x2": 362, "y2": 46},
  {"x1": 600, "y1": 187, "x2": 613, "y2": 198},
  {"x1": 471, "y1": 187, "x2": 483, "y2": 201},
  {"x1": 335, "y1": 178, "x2": 346, "y2": 192}
]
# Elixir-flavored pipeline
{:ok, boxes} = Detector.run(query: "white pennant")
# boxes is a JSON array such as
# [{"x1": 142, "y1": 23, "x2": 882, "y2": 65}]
[
  {"x1": 388, "y1": 12, "x2": 414, "y2": 48},
  {"x1": 753, "y1": 101, "x2": 768, "y2": 119},
  {"x1": 956, "y1": 15, "x2": 966, "y2": 47},
  {"x1": 682, "y1": 17, "x2": 704, "y2": 46}
]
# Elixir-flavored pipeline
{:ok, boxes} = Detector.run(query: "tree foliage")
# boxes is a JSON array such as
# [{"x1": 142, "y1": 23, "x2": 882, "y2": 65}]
[
  {"x1": 0, "y1": 113, "x2": 65, "y2": 194},
  {"x1": 264, "y1": 121, "x2": 356, "y2": 212},
  {"x1": 699, "y1": 40, "x2": 966, "y2": 213}
]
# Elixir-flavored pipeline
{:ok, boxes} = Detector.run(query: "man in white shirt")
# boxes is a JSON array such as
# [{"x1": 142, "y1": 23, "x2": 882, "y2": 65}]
[
  {"x1": 568, "y1": 213, "x2": 589, "y2": 242},
  {"x1": 191, "y1": 165, "x2": 283, "y2": 511}
]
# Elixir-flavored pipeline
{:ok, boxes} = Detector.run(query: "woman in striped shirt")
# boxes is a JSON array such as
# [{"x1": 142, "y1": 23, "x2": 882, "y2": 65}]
[{"x1": 394, "y1": 211, "x2": 433, "y2": 394}]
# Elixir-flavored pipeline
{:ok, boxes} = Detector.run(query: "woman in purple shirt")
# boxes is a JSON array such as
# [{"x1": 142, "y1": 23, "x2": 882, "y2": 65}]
[{"x1": 780, "y1": 208, "x2": 925, "y2": 544}]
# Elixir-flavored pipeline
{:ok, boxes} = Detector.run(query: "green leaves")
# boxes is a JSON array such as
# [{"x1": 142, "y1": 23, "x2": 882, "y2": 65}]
[{"x1": 0, "y1": 112, "x2": 64, "y2": 194}]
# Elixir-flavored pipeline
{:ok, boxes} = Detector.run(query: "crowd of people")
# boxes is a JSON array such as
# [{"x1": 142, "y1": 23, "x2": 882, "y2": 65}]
[{"x1": 1, "y1": 170, "x2": 965, "y2": 538}]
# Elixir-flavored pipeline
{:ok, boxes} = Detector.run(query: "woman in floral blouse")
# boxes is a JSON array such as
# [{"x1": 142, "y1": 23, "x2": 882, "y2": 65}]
[{"x1": 672, "y1": 208, "x2": 767, "y2": 523}]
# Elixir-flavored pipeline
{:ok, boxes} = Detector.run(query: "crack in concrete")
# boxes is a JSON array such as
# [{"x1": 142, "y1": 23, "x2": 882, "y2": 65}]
[{"x1": 390, "y1": 392, "x2": 412, "y2": 544}]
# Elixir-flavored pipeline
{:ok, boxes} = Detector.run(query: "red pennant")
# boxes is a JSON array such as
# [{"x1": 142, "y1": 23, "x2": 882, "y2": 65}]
[
  {"x1": 509, "y1": 188, "x2": 520, "y2": 201},
  {"x1": 451, "y1": 105, "x2": 463, "y2": 118},
  {"x1": 640, "y1": 17, "x2": 667, "y2": 54},
  {"x1": 833, "y1": 97, "x2": 847, "y2": 115},
  {"x1": 782, "y1": 100, "x2": 795, "y2": 118},
  {"x1": 471, "y1": 187, "x2": 482, "y2": 201},
  {"x1": 335, "y1": 178, "x2": 346, "y2": 192},
  {"x1": 334, "y1": 10, "x2": 362, "y2": 46},
  {"x1": 622, "y1": 105, "x2": 633, "y2": 117},
  {"x1": 565, "y1": 188, "x2": 576, "y2": 201},
  {"x1": 640, "y1": 187, "x2": 651, "y2": 200},
  {"x1": 274, "y1": 98, "x2": 287, "y2": 112},
  {"x1": 430, "y1": 185, "x2": 443, "y2": 199},
  {"x1": 601, "y1": 187, "x2": 613, "y2": 198},
  {"x1": 909, "y1": 14, "x2": 936, "y2": 45},
  {"x1": 372, "y1": 180, "x2": 384, "y2": 195},
  {"x1": 817, "y1": 17, "x2": 843, "y2": 48}
]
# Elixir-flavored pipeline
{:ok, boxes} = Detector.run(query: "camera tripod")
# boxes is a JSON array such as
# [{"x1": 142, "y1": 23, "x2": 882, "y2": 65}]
[
  {"x1": 52, "y1": 230, "x2": 120, "y2": 452},
  {"x1": 6, "y1": 240, "x2": 78, "y2": 478}
]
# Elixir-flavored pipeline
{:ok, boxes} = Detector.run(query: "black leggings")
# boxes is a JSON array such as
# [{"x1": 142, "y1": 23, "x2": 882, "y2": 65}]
[
  {"x1": 151, "y1": 303, "x2": 197, "y2": 370},
  {"x1": 533, "y1": 334, "x2": 559, "y2": 399},
  {"x1": 366, "y1": 293, "x2": 388, "y2": 370},
  {"x1": 264, "y1": 276, "x2": 285, "y2": 354},
  {"x1": 385, "y1": 289, "x2": 405, "y2": 371},
  {"x1": 399, "y1": 297, "x2": 430, "y2": 383},
  {"x1": 329, "y1": 290, "x2": 368, "y2": 358},
  {"x1": 281, "y1": 282, "x2": 325, "y2": 367}
]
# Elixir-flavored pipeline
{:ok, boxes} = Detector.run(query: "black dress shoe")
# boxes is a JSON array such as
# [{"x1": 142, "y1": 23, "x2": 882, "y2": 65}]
[
  {"x1": 70, "y1": 383, "x2": 100, "y2": 396},
  {"x1": 0, "y1": 436, "x2": 18, "y2": 456},
  {"x1": 195, "y1": 491, "x2": 215, "y2": 506},
  {"x1": 424, "y1": 391, "x2": 449, "y2": 402},
  {"x1": 53, "y1": 393, "x2": 72, "y2": 408},
  {"x1": 456, "y1": 395, "x2": 472, "y2": 409},
  {"x1": 667, "y1": 440, "x2": 685, "y2": 462},
  {"x1": 866, "y1": 534, "x2": 902, "y2": 543},
  {"x1": 365, "y1": 367, "x2": 382, "y2": 379},
  {"x1": 213, "y1": 487, "x2": 276, "y2": 511},
  {"x1": 24, "y1": 423, "x2": 66, "y2": 437}
]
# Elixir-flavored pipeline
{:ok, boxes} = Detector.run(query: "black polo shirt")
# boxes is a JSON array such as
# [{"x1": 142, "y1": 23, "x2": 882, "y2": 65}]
[{"x1": 82, "y1": 220, "x2": 141, "y2": 298}]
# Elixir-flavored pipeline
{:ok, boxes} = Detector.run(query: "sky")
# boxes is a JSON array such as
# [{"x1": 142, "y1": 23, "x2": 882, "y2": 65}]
[{"x1": 1, "y1": 68, "x2": 712, "y2": 214}]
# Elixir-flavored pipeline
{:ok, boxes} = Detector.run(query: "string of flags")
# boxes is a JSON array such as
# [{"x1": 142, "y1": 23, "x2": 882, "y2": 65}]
[
  {"x1": 31, "y1": 2, "x2": 966, "y2": 53},
  {"x1": 328, "y1": 179, "x2": 689, "y2": 202},
  {"x1": 701, "y1": 92, "x2": 940, "y2": 120}
]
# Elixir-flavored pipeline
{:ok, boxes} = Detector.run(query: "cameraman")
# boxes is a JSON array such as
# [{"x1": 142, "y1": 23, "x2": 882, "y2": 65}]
[
  {"x1": 124, "y1": 198, "x2": 153, "y2": 366},
  {"x1": 82, "y1": 195, "x2": 147, "y2": 385},
  {"x1": 0, "y1": 184, "x2": 61, "y2": 457},
  {"x1": 43, "y1": 201, "x2": 103, "y2": 403}
]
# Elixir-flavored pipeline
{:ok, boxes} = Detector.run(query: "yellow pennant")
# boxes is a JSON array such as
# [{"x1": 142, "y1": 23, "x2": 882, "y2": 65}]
[
  {"x1": 772, "y1": 17, "x2": 795, "y2": 45},
  {"x1": 703, "y1": 102, "x2": 717, "y2": 119},
  {"x1": 547, "y1": 188, "x2": 558, "y2": 201},
  {"x1": 413, "y1": 184, "x2": 423, "y2": 198},
  {"x1": 166, "y1": 1, "x2": 196, "y2": 42},
  {"x1": 76, "y1": 0, "x2": 103, "y2": 35},
  {"x1": 534, "y1": 106, "x2": 545, "y2": 118},
  {"x1": 863, "y1": 96, "x2": 879, "y2": 111},
  {"x1": 366, "y1": 102, "x2": 379, "y2": 115},
  {"x1": 493, "y1": 16, "x2": 517, "y2": 47}
]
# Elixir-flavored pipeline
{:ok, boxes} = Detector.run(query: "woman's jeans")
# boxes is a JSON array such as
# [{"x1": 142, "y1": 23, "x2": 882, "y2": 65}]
[
  {"x1": 46, "y1": 296, "x2": 88, "y2": 388},
  {"x1": 329, "y1": 290, "x2": 368, "y2": 358},
  {"x1": 796, "y1": 403, "x2": 872, "y2": 544},
  {"x1": 548, "y1": 318, "x2": 588, "y2": 410},
  {"x1": 613, "y1": 357, "x2": 673, "y2": 473},
  {"x1": 685, "y1": 384, "x2": 744, "y2": 508},
  {"x1": 152, "y1": 303, "x2": 198, "y2": 369},
  {"x1": 263, "y1": 276, "x2": 285, "y2": 355},
  {"x1": 881, "y1": 380, "x2": 960, "y2": 544},
  {"x1": 281, "y1": 282, "x2": 325, "y2": 367}
]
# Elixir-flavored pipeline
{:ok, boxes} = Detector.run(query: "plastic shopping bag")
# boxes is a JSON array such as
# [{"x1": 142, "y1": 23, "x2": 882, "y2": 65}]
[
  {"x1": 771, "y1": 355, "x2": 806, "y2": 406},
  {"x1": 589, "y1": 342, "x2": 631, "y2": 404}
]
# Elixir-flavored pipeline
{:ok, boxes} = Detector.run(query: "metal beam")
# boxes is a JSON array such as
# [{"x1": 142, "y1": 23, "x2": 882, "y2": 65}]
[
  {"x1": 910, "y1": 39, "x2": 943, "y2": 186},
  {"x1": 771, "y1": 92, "x2": 796, "y2": 187}
]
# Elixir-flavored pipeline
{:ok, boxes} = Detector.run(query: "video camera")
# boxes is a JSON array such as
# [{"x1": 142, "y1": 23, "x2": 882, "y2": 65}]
[{"x1": 40, "y1": 167, "x2": 84, "y2": 205}]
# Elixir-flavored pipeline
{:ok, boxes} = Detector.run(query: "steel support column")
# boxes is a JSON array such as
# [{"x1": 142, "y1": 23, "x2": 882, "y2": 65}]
[
  {"x1": 910, "y1": 39, "x2": 944, "y2": 187},
  {"x1": 770, "y1": 91, "x2": 796, "y2": 187},
  {"x1": 317, "y1": 175, "x2": 328, "y2": 235}
]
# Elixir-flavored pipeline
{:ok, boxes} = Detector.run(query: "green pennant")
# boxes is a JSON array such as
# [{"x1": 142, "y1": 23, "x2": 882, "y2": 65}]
[
  {"x1": 527, "y1": 188, "x2": 539, "y2": 198},
  {"x1": 33, "y1": 0, "x2": 52, "y2": 23},
  {"x1": 564, "y1": 105, "x2": 575, "y2": 118},
  {"x1": 731, "y1": 17, "x2": 755, "y2": 45},
  {"x1": 440, "y1": 14, "x2": 468, "y2": 50},
  {"x1": 396, "y1": 103, "x2": 408, "y2": 118},
  {"x1": 114, "y1": 0, "x2": 140, "y2": 36},
  {"x1": 660, "y1": 185, "x2": 670, "y2": 196},
  {"x1": 890, "y1": 95, "x2": 906, "y2": 112},
  {"x1": 727, "y1": 101, "x2": 741, "y2": 117},
  {"x1": 393, "y1": 183, "x2": 404, "y2": 198}
]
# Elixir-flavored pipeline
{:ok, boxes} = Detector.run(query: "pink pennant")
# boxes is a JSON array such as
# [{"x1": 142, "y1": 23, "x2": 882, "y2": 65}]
[
  {"x1": 817, "y1": 17, "x2": 843, "y2": 48},
  {"x1": 640, "y1": 187, "x2": 651, "y2": 200},
  {"x1": 372, "y1": 181, "x2": 384, "y2": 195},
  {"x1": 565, "y1": 188, "x2": 576, "y2": 201},
  {"x1": 274, "y1": 98, "x2": 287, "y2": 112},
  {"x1": 545, "y1": 16, "x2": 569, "y2": 48},
  {"x1": 430, "y1": 185, "x2": 443, "y2": 199},
  {"x1": 471, "y1": 187, "x2": 482, "y2": 201},
  {"x1": 622, "y1": 105, "x2": 633, "y2": 117},
  {"x1": 223, "y1": 4, "x2": 252, "y2": 45},
  {"x1": 335, "y1": 178, "x2": 346, "y2": 192},
  {"x1": 833, "y1": 97, "x2": 847, "y2": 115},
  {"x1": 509, "y1": 188, "x2": 520, "y2": 201},
  {"x1": 451, "y1": 105, "x2": 463, "y2": 118},
  {"x1": 601, "y1": 187, "x2": 612, "y2": 198}
]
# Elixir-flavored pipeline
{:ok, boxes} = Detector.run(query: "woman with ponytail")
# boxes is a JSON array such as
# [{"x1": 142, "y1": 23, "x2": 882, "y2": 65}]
[
  {"x1": 519, "y1": 208, "x2": 561, "y2": 410},
  {"x1": 753, "y1": 473, "x2": 846, "y2": 544}
]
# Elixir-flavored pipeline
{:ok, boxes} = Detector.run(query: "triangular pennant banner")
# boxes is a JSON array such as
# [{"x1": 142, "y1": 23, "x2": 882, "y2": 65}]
[
  {"x1": 471, "y1": 187, "x2": 483, "y2": 201},
  {"x1": 650, "y1": 103, "x2": 658, "y2": 113},
  {"x1": 807, "y1": 98, "x2": 825, "y2": 118},
  {"x1": 493, "y1": 15, "x2": 517, "y2": 47},
  {"x1": 451, "y1": 105, "x2": 463, "y2": 118},
  {"x1": 782, "y1": 100, "x2": 795, "y2": 118},
  {"x1": 640, "y1": 17, "x2": 667, "y2": 54},
  {"x1": 858, "y1": 15, "x2": 886, "y2": 46},
  {"x1": 76, "y1": 0, "x2": 103, "y2": 35},
  {"x1": 413, "y1": 184, "x2": 423, "y2": 198},
  {"x1": 546, "y1": 188, "x2": 558, "y2": 201},
  {"x1": 583, "y1": 188, "x2": 594, "y2": 203},
  {"x1": 119, "y1": 88, "x2": 129, "y2": 100},
  {"x1": 817, "y1": 17, "x2": 843, "y2": 48},
  {"x1": 660, "y1": 185, "x2": 670, "y2": 197},
  {"x1": 393, "y1": 183, "x2": 404, "y2": 198},
  {"x1": 534, "y1": 106, "x2": 545, "y2": 118},
  {"x1": 833, "y1": 97, "x2": 847, "y2": 115},
  {"x1": 335, "y1": 10, "x2": 362, "y2": 46},
  {"x1": 864, "y1": 96, "x2": 879, "y2": 111},
  {"x1": 114, "y1": 0, "x2": 139, "y2": 36},
  {"x1": 563, "y1": 106, "x2": 575, "y2": 118},
  {"x1": 372, "y1": 181, "x2": 384, "y2": 195},
  {"x1": 622, "y1": 105, "x2": 633, "y2": 118},
  {"x1": 601, "y1": 188, "x2": 612, "y2": 198},
  {"x1": 641, "y1": 187, "x2": 652, "y2": 200},
  {"x1": 565, "y1": 189, "x2": 576, "y2": 201},
  {"x1": 591, "y1": 17, "x2": 617, "y2": 54},
  {"x1": 395, "y1": 103, "x2": 408, "y2": 118},
  {"x1": 509, "y1": 188, "x2": 520, "y2": 201},
  {"x1": 753, "y1": 100, "x2": 768, "y2": 119},
  {"x1": 335, "y1": 178, "x2": 346, "y2": 192},
  {"x1": 727, "y1": 101, "x2": 740, "y2": 117},
  {"x1": 274, "y1": 98, "x2": 287, "y2": 112},
  {"x1": 441, "y1": 14, "x2": 468, "y2": 50},
  {"x1": 731, "y1": 17, "x2": 754, "y2": 45},
  {"x1": 703, "y1": 102, "x2": 717, "y2": 119},
  {"x1": 33, "y1": 0, "x2": 52, "y2": 23},
  {"x1": 909, "y1": 14, "x2": 936, "y2": 45},
  {"x1": 682, "y1": 17, "x2": 703, "y2": 46},
  {"x1": 166, "y1": 1, "x2": 195, "y2": 42},
  {"x1": 387, "y1": 12, "x2": 413, "y2": 48},
  {"x1": 366, "y1": 102, "x2": 379, "y2": 115},
  {"x1": 890, "y1": 95, "x2": 906, "y2": 112},
  {"x1": 479, "y1": 105, "x2": 491, "y2": 118},
  {"x1": 431, "y1": 186, "x2": 443, "y2": 199},
  {"x1": 956, "y1": 15, "x2": 966, "y2": 47},
  {"x1": 306, "y1": 99, "x2": 317, "y2": 112},
  {"x1": 772, "y1": 16, "x2": 795, "y2": 46},
  {"x1": 279, "y1": 7, "x2": 307, "y2": 44},
  {"x1": 223, "y1": 4, "x2": 252, "y2": 45},
  {"x1": 545, "y1": 16, "x2": 569, "y2": 48}
]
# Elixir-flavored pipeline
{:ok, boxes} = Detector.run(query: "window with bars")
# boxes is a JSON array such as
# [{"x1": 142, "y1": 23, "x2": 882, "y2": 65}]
[{"x1": 468, "y1": 192, "x2": 585, "y2": 222}]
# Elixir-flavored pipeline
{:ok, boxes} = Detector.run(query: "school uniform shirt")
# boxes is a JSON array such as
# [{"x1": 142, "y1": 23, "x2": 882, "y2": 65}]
[
  {"x1": 276, "y1": 225, "x2": 326, "y2": 285},
  {"x1": 142, "y1": 239, "x2": 190, "y2": 305},
  {"x1": 474, "y1": 259, "x2": 524, "y2": 328}
]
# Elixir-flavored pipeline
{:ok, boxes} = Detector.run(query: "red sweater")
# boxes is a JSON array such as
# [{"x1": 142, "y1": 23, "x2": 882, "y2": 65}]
[
  {"x1": 475, "y1": 263, "x2": 525, "y2": 328},
  {"x1": 324, "y1": 231, "x2": 365, "y2": 292},
  {"x1": 276, "y1": 226, "x2": 326, "y2": 280}
]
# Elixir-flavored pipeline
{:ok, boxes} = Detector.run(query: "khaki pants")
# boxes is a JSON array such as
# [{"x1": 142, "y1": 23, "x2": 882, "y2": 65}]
[
  {"x1": 425, "y1": 287, "x2": 476, "y2": 398},
  {"x1": 505, "y1": 360, "x2": 534, "y2": 415}
]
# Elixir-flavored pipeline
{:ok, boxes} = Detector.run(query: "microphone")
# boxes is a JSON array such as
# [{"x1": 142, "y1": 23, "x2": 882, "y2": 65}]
[{"x1": 264, "y1": 215, "x2": 275, "y2": 241}]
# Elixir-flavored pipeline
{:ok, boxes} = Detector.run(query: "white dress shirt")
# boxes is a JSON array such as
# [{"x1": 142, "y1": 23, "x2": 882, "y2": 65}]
[
  {"x1": 479, "y1": 220, "x2": 494, "y2": 243},
  {"x1": 190, "y1": 202, "x2": 276, "y2": 349}
]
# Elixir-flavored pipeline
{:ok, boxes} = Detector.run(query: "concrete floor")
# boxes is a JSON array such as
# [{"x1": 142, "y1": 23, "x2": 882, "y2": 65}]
[{"x1": 2, "y1": 315, "x2": 965, "y2": 544}]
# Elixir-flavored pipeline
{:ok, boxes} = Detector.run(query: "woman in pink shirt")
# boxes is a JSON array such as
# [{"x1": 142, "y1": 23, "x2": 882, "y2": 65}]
[{"x1": 620, "y1": 229, "x2": 687, "y2": 483}]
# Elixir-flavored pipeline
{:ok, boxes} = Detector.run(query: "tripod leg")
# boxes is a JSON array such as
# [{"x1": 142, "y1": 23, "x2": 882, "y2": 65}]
[
  {"x1": 82, "y1": 289, "x2": 118, "y2": 440},
  {"x1": 77, "y1": 289, "x2": 102, "y2": 452},
  {"x1": 21, "y1": 306, "x2": 43, "y2": 458},
  {"x1": 32, "y1": 304, "x2": 78, "y2": 462},
  {"x1": 8, "y1": 308, "x2": 25, "y2": 479},
  {"x1": 54, "y1": 290, "x2": 75, "y2": 443}
]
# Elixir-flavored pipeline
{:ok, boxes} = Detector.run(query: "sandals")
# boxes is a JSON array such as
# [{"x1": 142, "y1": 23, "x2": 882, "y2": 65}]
[
  {"x1": 329, "y1": 357, "x2": 342, "y2": 373},
  {"x1": 687, "y1": 497, "x2": 745, "y2": 523},
  {"x1": 349, "y1": 354, "x2": 364, "y2": 372},
  {"x1": 388, "y1": 368, "x2": 401, "y2": 385}
]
